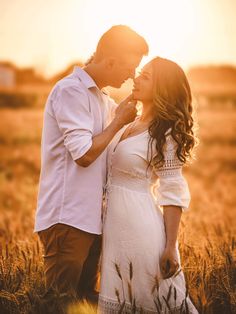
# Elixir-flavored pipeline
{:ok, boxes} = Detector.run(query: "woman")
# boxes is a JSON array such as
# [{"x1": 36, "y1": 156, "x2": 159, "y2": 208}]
[{"x1": 98, "y1": 57, "x2": 199, "y2": 313}]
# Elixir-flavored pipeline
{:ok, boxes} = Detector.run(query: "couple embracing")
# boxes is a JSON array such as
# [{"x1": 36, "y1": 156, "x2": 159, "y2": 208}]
[{"x1": 34, "y1": 25, "x2": 199, "y2": 313}]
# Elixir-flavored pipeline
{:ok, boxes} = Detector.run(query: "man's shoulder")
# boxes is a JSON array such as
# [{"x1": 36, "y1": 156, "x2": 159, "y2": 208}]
[
  {"x1": 45, "y1": 75, "x2": 89, "y2": 112},
  {"x1": 55, "y1": 74, "x2": 86, "y2": 92}
]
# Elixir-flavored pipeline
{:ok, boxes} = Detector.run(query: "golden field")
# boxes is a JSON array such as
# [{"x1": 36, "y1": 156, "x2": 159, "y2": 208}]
[{"x1": 0, "y1": 97, "x2": 235, "y2": 313}]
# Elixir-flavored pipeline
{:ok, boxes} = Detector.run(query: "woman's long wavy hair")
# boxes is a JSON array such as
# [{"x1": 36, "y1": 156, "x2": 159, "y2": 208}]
[{"x1": 147, "y1": 57, "x2": 197, "y2": 169}]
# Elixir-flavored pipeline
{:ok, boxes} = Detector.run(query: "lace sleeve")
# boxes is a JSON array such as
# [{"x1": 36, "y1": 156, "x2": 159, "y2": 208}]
[{"x1": 154, "y1": 135, "x2": 190, "y2": 211}]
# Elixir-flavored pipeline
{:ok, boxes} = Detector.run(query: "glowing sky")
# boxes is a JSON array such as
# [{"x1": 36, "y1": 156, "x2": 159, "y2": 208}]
[{"x1": 0, "y1": 0, "x2": 236, "y2": 77}]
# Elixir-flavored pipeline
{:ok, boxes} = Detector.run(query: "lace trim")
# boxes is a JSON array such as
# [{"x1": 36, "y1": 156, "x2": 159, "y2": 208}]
[
  {"x1": 150, "y1": 135, "x2": 185, "y2": 178},
  {"x1": 112, "y1": 167, "x2": 149, "y2": 180},
  {"x1": 155, "y1": 154, "x2": 183, "y2": 178},
  {"x1": 156, "y1": 166, "x2": 182, "y2": 178},
  {"x1": 110, "y1": 160, "x2": 183, "y2": 181},
  {"x1": 98, "y1": 296, "x2": 158, "y2": 314},
  {"x1": 98, "y1": 295, "x2": 197, "y2": 314}
]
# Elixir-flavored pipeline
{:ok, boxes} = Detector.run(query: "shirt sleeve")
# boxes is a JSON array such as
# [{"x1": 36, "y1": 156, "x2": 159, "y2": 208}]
[
  {"x1": 53, "y1": 85, "x2": 93, "y2": 160},
  {"x1": 154, "y1": 135, "x2": 191, "y2": 211}
]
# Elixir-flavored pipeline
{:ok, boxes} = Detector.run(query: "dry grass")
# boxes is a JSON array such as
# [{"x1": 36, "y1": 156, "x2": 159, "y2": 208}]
[{"x1": 0, "y1": 99, "x2": 235, "y2": 313}]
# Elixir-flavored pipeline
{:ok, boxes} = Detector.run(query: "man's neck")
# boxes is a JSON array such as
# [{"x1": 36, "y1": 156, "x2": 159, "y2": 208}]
[{"x1": 83, "y1": 64, "x2": 106, "y2": 90}]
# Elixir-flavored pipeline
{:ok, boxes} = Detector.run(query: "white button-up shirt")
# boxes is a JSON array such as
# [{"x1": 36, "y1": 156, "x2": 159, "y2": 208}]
[{"x1": 34, "y1": 67, "x2": 117, "y2": 234}]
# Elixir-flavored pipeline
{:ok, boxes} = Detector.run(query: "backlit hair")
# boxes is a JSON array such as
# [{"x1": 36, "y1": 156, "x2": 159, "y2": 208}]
[
  {"x1": 147, "y1": 57, "x2": 197, "y2": 169},
  {"x1": 94, "y1": 25, "x2": 148, "y2": 62}
]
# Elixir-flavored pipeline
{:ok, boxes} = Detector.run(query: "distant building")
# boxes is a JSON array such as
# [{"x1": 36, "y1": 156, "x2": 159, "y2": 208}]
[
  {"x1": 0, "y1": 61, "x2": 49, "y2": 90},
  {"x1": 0, "y1": 62, "x2": 16, "y2": 88}
]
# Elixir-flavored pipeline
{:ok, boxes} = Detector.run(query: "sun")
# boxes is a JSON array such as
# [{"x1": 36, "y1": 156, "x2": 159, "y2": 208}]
[{"x1": 79, "y1": 0, "x2": 198, "y2": 69}]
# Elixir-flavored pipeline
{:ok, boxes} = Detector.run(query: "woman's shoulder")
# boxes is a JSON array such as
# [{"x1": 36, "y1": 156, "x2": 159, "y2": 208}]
[
  {"x1": 164, "y1": 131, "x2": 177, "y2": 152},
  {"x1": 150, "y1": 128, "x2": 177, "y2": 153}
]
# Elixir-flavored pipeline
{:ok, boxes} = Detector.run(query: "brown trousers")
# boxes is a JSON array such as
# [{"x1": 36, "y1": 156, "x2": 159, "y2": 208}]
[{"x1": 38, "y1": 223, "x2": 102, "y2": 300}]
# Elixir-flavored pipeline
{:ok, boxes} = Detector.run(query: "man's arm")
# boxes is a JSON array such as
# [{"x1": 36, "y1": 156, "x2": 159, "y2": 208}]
[{"x1": 76, "y1": 95, "x2": 137, "y2": 167}]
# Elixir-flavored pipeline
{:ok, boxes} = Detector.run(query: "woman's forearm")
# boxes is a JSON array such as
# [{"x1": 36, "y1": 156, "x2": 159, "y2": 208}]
[{"x1": 163, "y1": 205, "x2": 182, "y2": 249}]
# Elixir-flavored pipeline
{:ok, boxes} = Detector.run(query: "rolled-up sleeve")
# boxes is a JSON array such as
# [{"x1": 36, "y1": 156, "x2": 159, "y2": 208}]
[
  {"x1": 154, "y1": 136, "x2": 191, "y2": 211},
  {"x1": 54, "y1": 86, "x2": 93, "y2": 160}
]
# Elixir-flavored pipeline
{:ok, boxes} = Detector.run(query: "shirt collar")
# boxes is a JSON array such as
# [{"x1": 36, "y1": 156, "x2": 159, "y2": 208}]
[{"x1": 73, "y1": 66, "x2": 98, "y2": 89}]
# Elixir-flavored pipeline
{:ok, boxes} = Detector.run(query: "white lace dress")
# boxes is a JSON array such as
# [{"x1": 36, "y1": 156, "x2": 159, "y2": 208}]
[{"x1": 98, "y1": 128, "x2": 198, "y2": 314}]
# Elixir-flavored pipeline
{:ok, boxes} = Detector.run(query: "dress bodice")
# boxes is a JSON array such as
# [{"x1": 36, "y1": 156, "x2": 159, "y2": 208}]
[
  {"x1": 108, "y1": 130, "x2": 155, "y2": 192},
  {"x1": 106, "y1": 126, "x2": 191, "y2": 211}
]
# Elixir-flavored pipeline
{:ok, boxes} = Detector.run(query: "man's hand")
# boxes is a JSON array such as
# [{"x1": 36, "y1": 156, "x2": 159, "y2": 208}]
[
  {"x1": 75, "y1": 95, "x2": 137, "y2": 167},
  {"x1": 115, "y1": 94, "x2": 137, "y2": 127},
  {"x1": 160, "y1": 246, "x2": 179, "y2": 279}
]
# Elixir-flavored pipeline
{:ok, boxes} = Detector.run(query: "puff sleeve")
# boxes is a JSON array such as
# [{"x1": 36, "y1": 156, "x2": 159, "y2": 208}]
[{"x1": 154, "y1": 135, "x2": 190, "y2": 211}]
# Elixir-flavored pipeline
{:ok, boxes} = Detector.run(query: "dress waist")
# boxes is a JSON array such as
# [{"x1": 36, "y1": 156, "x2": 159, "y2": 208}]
[{"x1": 108, "y1": 167, "x2": 151, "y2": 192}]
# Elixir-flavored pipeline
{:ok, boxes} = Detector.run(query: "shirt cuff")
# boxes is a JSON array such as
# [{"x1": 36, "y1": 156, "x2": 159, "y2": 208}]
[{"x1": 64, "y1": 134, "x2": 93, "y2": 160}]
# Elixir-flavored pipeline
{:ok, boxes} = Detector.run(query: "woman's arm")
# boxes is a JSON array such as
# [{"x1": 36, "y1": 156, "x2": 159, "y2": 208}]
[
  {"x1": 155, "y1": 135, "x2": 190, "y2": 279},
  {"x1": 160, "y1": 205, "x2": 182, "y2": 279}
]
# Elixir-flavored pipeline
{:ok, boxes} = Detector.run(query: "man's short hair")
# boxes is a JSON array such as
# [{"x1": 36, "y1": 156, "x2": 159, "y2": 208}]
[{"x1": 94, "y1": 25, "x2": 149, "y2": 62}]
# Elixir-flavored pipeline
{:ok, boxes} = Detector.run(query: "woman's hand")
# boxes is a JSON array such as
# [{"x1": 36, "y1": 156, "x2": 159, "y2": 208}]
[{"x1": 160, "y1": 246, "x2": 179, "y2": 279}]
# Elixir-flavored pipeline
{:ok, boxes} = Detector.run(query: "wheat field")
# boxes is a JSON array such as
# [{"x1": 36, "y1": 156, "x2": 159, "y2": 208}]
[{"x1": 0, "y1": 98, "x2": 235, "y2": 313}]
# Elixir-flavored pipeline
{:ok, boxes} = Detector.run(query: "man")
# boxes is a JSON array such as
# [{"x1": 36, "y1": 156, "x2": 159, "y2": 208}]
[{"x1": 34, "y1": 25, "x2": 148, "y2": 302}]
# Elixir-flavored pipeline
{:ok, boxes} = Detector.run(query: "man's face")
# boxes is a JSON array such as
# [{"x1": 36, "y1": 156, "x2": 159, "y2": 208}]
[{"x1": 107, "y1": 54, "x2": 143, "y2": 88}]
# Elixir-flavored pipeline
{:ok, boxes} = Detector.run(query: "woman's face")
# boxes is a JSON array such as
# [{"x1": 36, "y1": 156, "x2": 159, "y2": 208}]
[{"x1": 132, "y1": 63, "x2": 154, "y2": 103}]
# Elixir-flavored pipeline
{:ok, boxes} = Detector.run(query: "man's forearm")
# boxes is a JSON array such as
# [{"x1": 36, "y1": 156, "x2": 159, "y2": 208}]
[
  {"x1": 163, "y1": 206, "x2": 182, "y2": 248},
  {"x1": 75, "y1": 95, "x2": 137, "y2": 167},
  {"x1": 75, "y1": 119, "x2": 123, "y2": 167}
]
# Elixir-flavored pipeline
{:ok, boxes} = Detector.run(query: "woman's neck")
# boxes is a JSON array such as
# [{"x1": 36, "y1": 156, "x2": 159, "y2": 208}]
[{"x1": 139, "y1": 102, "x2": 154, "y2": 124}]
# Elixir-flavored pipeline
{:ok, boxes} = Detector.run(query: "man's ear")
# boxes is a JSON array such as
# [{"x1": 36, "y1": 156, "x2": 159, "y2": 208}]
[{"x1": 105, "y1": 57, "x2": 116, "y2": 69}]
